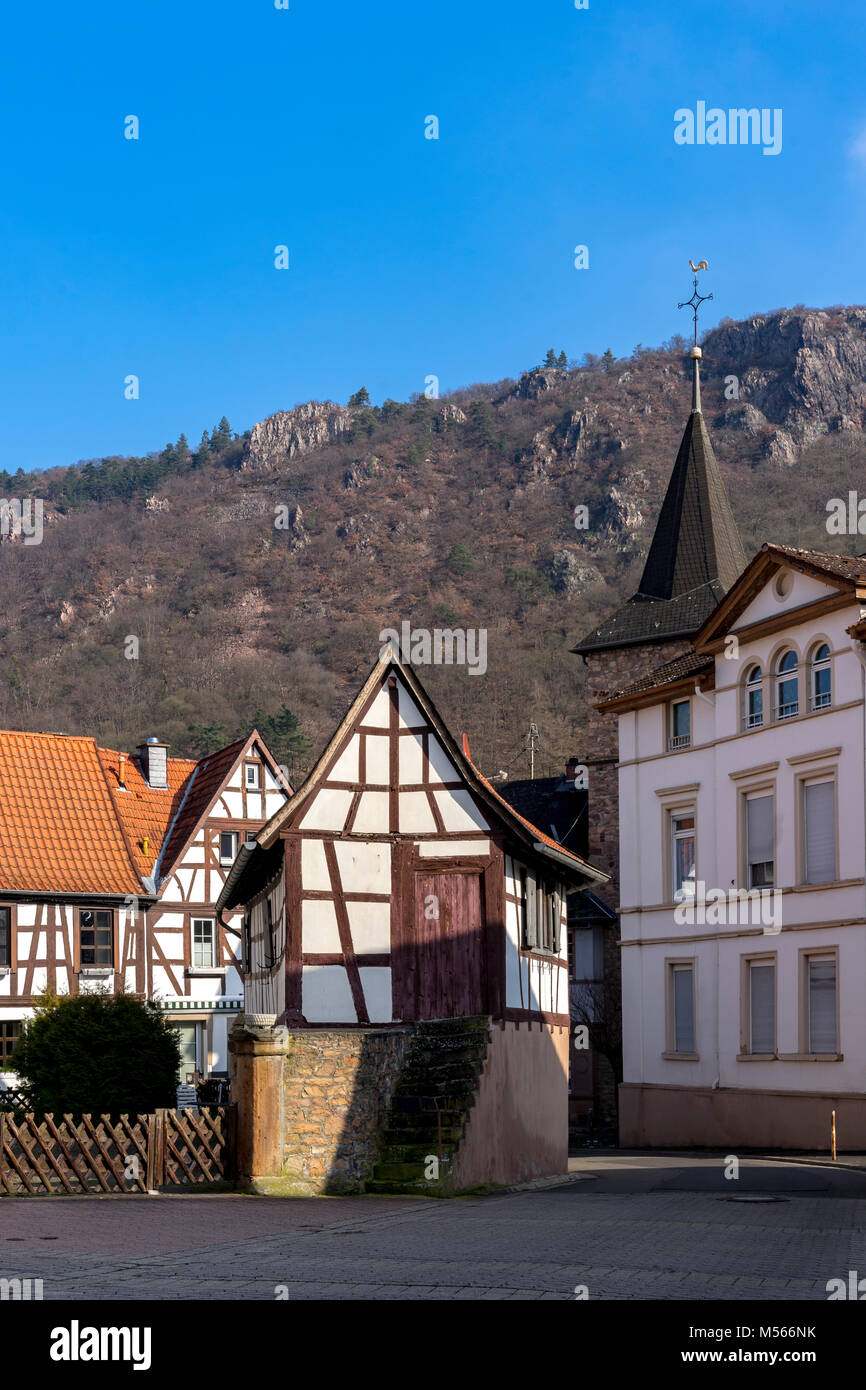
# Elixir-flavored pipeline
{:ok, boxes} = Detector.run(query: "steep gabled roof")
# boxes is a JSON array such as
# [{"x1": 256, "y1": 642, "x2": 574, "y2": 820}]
[
  {"x1": 98, "y1": 745, "x2": 197, "y2": 882},
  {"x1": 573, "y1": 372, "x2": 746, "y2": 654},
  {"x1": 0, "y1": 732, "x2": 144, "y2": 896},
  {"x1": 0, "y1": 729, "x2": 288, "y2": 899},
  {"x1": 218, "y1": 656, "x2": 608, "y2": 913}
]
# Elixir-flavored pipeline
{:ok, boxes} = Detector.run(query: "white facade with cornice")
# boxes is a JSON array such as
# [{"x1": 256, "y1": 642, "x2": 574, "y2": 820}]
[{"x1": 614, "y1": 548, "x2": 866, "y2": 1148}]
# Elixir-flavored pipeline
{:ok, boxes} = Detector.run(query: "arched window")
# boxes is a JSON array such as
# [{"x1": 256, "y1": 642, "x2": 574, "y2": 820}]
[
  {"x1": 775, "y1": 650, "x2": 798, "y2": 721},
  {"x1": 810, "y1": 643, "x2": 831, "y2": 711},
  {"x1": 744, "y1": 665, "x2": 763, "y2": 730}
]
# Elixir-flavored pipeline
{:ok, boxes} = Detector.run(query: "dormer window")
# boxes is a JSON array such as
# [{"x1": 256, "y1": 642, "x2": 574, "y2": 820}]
[
  {"x1": 775, "y1": 650, "x2": 798, "y2": 721},
  {"x1": 744, "y1": 665, "x2": 763, "y2": 730},
  {"x1": 668, "y1": 699, "x2": 691, "y2": 750},
  {"x1": 810, "y1": 643, "x2": 831, "y2": 711}
]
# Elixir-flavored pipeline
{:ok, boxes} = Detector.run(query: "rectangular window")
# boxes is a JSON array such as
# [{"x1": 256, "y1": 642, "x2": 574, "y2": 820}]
[
  {"x1": 245, "y1": 763, "x2": 261, "y2": 788},
  {"x1": 192, "y1": 918, "x2": 215, "y2": 968},
  {"x1": 0, "y1": 1020, "x2": 20, "y2": 1065},
  {"x1": 808, "y1": 957, "x2": 837, "y2": 1054},
  {"x1": 0, "y1": 906, "x2": 10, "y2": 968},
  {"x1": 746, "y1": 793, "x2": 774, "y2": 888},
  {"x1": 571, "y1": 925, "x2": 604, "y2": 982},
  {"x1": 671, "y1": 814, "x2": 696, "y2": 900},
  {"x1": 219, "y1": 831, "x2": 239, "y2": 865},
  {"x1": 79, "y1": 909, "x2": 114, "y2": 967},
  {"x1": 669, "y1": 700, "x2": 691, "y2": 750},
  {"x1": 749, "y1": 961, "x2": 775, "y2": 1054},
  {"x1": 803, "y1": 780, "x2": 835, "y2": 885},
  {"x1": 672, "y1": 964, "x2": 695, "y2": 1053}
]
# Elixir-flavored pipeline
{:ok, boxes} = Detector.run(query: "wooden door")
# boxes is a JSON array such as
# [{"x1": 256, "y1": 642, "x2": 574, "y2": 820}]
[{"x1": 411, "y1": 870, "x2": 486, "y2": 1019}]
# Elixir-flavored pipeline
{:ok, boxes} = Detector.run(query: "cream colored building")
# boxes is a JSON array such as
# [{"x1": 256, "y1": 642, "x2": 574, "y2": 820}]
[{"x1": 605, "y1": 545, "x2": 866, "y2": 1148}]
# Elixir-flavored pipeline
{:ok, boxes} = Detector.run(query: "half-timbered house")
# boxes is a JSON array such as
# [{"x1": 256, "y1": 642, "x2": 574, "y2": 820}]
[
  {"x1": 217, "y1": 655, "x2": 608, "y2": 1193},
  {"x1": 0, "y1": 729, "x2": 289, "y2": 1088}
]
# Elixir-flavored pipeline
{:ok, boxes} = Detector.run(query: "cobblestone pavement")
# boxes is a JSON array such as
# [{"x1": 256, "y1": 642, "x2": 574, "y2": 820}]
[{"x1": 2, "y1": 1152, "x2": 865, "y2": 1300}]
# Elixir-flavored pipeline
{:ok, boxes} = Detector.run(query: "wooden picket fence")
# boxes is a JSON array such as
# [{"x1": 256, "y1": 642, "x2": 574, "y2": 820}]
[{"x1": 0, "y1": 1106, "x2": 235, "y2": 1195}]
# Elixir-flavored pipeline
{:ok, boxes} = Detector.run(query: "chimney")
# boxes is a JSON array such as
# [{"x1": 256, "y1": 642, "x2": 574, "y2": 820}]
[
  {"x1": 118, "y1": 752, "x2": 127, "y2": 789},
  {"x1": 138, "y1": 737, "x2": 169, "y2": 789}
]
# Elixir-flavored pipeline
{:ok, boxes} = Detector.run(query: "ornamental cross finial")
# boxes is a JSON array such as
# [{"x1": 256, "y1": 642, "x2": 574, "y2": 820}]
[{"x1": 678, "y1": 259, "x2": 713, "y2": 345}]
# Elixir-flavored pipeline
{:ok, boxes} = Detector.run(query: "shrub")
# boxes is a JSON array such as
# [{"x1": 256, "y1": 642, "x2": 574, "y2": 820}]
[{"x1": 11, "y1": 991, "x2": 181, "y2": 1116}]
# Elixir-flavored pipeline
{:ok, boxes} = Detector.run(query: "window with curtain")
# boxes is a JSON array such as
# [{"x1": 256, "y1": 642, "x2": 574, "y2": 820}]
[
  {"x1": 803, "y1": 779, "x2": 835, "y2": 884},
  {"x1": 672, "y1": 964, "x2": 695, "y2": 1053},
  {"x1": 671, "y1": 814, "x2": 696, "y2": 900},
  {"x1": 749, "y1": 961, "x2": 775, "y2": 1053},
  {"x1": 808, "y1": 957, "x2": 837, "y2": 1053},
  {"x1": 746, "y1": 793, "x2": 774, "y2": 888}
]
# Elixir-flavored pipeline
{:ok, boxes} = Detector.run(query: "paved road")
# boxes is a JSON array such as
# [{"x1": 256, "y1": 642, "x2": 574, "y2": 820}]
[{"x1": 2, "y1": 1151, "x2": 865, "y2": 1300}]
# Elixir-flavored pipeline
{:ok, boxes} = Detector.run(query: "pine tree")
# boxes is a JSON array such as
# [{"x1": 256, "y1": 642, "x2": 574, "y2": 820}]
[
  {"x1": 349, "y1": 387, "x2": 371, "y2": 408},
  {"x1": 557, "y1": 350, "x2": 567, "y2": 367},
  {"x1": 543, "y1": 349, "x2": 557, "y2": 368}
]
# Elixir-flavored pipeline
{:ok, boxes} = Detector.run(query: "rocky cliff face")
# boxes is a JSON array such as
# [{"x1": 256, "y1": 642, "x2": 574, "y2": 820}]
[
  {"x1": 244, "y1": 400, "x2": 354, "y2": 470},
  {"x1": 704, "y1": 306, "x2": 866, "y2": 464}
]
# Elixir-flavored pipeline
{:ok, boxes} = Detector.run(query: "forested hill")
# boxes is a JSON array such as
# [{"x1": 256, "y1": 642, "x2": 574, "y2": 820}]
[{"x1": 2, "y1": 305, "x2": 866, "y2": 782}]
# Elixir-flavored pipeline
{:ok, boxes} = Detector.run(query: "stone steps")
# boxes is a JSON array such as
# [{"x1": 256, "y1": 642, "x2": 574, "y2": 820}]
[{"x1": 369, "y1": 1017, "x2": 491, "y2": 1196}]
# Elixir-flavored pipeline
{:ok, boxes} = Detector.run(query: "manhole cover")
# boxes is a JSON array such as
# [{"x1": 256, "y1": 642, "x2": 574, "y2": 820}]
[{"x1": 720, "y1": 1193, "x2": 789, "y2": 1203}]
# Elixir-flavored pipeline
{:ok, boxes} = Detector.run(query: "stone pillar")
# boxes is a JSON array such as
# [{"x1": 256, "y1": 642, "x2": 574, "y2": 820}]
[{"x1": 229, "y1": 1023, "x2": 289, "y2": 1193}]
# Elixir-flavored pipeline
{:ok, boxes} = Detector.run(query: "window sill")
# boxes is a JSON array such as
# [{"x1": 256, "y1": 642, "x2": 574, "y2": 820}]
[
  {"x1": 661, "y1": 1051, "x2": 699, "y2": 1061},
  {"x1": 186, "y1": 967, "x2": 226, "y2": 977},
  {"x1": 777, "y1": 1052, "x2": 843, "y2": 1062},
  {"x1": 0, "y1": 967, "x2": 10, "y2": 978},
  {"x1": 736, "y1": 1052, "x2": 777, "y2": 1062},
  {"x1": 79, "y1": 967, "x2": 113, "y2": 978}
]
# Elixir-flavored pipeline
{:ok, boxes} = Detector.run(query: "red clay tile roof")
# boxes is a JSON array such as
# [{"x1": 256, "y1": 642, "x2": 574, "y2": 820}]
[
  {"x1": 0, "y1": 731, "x2": 259, "y2": 897},
  {"x1": 97, "y1": 745, "x2": 197, "y2": 882},
  {"x1": 0, "y1": 732, "x2": 143, "y2": 896}
]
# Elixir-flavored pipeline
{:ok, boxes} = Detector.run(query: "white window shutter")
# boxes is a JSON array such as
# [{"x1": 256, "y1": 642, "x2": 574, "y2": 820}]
[{"x1": 804, "y1": 782, "x2": 835, "y2": 884}]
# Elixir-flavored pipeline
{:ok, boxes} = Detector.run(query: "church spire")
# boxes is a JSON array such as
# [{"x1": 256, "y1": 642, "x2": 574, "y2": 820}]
[{"x1": 573, "y1": 262, "x2": 746, "y2": 654}]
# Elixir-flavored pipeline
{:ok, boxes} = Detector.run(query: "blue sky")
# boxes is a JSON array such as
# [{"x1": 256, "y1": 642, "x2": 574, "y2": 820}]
[{"x1": 2, "y1": 0, "x2": 865, "y2": 471}]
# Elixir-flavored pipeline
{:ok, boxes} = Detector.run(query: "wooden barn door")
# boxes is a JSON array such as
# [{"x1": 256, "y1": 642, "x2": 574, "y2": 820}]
[{"x1": 411, "y1": 869, "x2": 486, "y2": 1020}]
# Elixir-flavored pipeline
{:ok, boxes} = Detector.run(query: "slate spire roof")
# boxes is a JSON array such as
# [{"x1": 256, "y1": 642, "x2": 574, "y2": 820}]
[{"x1": 573, "y1": 352, "x2": 747, "y2": 654}]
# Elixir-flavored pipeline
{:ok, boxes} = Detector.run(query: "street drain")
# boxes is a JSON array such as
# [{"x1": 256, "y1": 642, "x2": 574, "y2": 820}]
[{"x1": 720, "y1": 1193, "x2": 789, "y2": 1203}]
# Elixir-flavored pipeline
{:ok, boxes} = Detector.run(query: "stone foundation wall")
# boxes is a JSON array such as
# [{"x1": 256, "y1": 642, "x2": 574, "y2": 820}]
[{"x1": 282, "y1": 1028, "x2": 411, "y2": 1194}]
